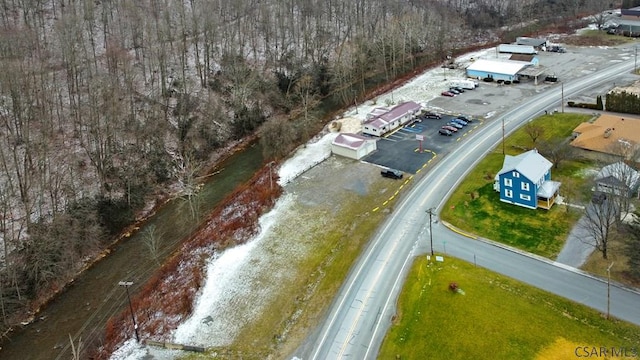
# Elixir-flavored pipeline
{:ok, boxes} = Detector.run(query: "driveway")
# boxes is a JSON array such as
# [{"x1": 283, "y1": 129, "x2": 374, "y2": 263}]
[{"x1": 556, "y1": 213, "x2": 596, "y2": 267}]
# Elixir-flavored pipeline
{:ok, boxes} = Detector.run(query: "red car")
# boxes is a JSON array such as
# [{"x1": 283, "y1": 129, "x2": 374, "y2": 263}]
[
  {"x1": 441, "y1": 91, "x2": 455, "y2": 97},
  {"x1": 442, "y1": 125, "x2": 458, "y2": 133}
]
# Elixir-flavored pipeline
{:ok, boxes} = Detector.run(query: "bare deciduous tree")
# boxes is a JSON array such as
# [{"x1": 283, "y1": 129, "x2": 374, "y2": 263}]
[{"x1": 581, "y1": 193, "x2": 619, "y2": 259}]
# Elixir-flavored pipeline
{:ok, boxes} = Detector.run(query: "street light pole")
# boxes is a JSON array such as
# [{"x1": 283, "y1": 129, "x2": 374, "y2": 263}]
[
  {"x1": 119, "y1": 281, "x2": 140, "y2": 342},
  {"x1": 606, "y1": 262, "x2": 614, "y2": 320},
  {"x1": 502, "y1": 118, "x2": 505, "y2": 155},
  {"x1": 426, "y1": 208, "x2": 435, "y2": 256}
]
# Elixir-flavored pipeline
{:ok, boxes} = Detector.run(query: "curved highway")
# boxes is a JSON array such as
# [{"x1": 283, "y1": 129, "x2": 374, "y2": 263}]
[{"x1": 300, "y1": 56, "x2": 640, "y2": 360}]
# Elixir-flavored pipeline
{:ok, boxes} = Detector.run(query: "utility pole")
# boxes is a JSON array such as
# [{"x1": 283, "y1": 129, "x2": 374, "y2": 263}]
[
  {"x1": 635, "y1": 46, "x2": 637, "y2": 74},
  {"x1": 426, "y1": 208, "x2": 435, "y2": 256},
  {"x1": 119, "y1": 281, "x2": 140, "y2": 342},
  {"x1": 561, "y1": 82, "x2": 564, "y2": 113},
  {"x1": 606, "y1": 262, "x2": 614, "y2": 320}
]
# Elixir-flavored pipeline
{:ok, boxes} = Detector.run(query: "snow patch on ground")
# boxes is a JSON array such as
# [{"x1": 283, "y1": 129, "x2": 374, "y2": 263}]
[
  {"x1": 173, "y1": 193, "x2": 295, "y2": 346},
  {"x1": 277, "y1": 133, "x2": 338, "y2": 186},
  {"x1": 109, "y1": 44, "x2": 523, "y2": 360}
]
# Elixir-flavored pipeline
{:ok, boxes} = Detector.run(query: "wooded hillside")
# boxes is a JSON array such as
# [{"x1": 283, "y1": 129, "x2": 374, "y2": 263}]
[{"x1": 0, "y1": 0, "x2": 606, "y2": 334}]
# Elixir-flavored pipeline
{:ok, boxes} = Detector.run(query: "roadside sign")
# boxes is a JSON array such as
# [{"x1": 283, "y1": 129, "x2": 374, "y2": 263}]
[{"x1": 416, "y1": 134, "x2": 424, "y2": 141}]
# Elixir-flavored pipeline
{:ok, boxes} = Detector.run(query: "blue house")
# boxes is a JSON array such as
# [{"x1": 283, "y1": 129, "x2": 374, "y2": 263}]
[{"x1": 493, "y1": 149, "x2": 561, "y2": 210}]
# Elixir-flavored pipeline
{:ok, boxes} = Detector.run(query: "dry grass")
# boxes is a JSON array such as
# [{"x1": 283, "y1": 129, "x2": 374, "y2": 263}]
[
  {"x1": 379, "y1": 256, "x2": 640, "y2": 360},
  {"x1": 559, "y1": 30, "x2": 635, "y2": 47},
  {"x1": 581, "y1": 228, "x2": 640, "y2": 288}
]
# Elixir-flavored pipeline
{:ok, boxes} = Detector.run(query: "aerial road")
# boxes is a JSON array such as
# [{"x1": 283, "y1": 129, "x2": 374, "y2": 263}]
[{"x1": 298, "y1": 56, "x2": 640, "y2": 360}]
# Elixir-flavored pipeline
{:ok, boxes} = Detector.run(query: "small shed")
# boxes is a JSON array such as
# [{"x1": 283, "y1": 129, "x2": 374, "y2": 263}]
[
  {"x1": 331, "y1": 133, "x2": 377, "y2": 160},
  {"x1": 466, "y1": 59, "x2": 529, "y2": 82},
  {"x1": 498, "y1": 44, "x2": 538, "y2": 55}
]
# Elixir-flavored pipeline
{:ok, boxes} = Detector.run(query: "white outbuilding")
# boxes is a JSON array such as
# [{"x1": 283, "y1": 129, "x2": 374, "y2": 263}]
[{"x1": 331, "y1": 133, "x2": 377, "y2": 160}]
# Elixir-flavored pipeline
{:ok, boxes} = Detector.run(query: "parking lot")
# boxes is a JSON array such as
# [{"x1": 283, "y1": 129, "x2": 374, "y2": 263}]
[
  {"x1": 362, "y1": 112, "x2": 481, "y2": 174},
  {"x1": 358, "y1": 43, "x2": 640, "y2": 177}
]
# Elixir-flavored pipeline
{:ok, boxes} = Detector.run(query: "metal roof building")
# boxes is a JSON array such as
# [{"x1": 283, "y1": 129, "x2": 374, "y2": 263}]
[
  {"x1": 466, "y1": 59, "x2": 530, "y2": 82},
  {"x1": 516, "y1": 37, "x2": 547, "y2": 48},
  {"x1": 498, "y1": 44, "x2": 538, "y2": 55}
]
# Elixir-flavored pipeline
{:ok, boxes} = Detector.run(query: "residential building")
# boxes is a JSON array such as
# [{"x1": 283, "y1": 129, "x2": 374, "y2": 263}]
[
  {"x1": 494, "y1": 149, "x2": 561, "y2": 210},
  {"x1": 570, "y1": 115, "x2": 640, "y2": 161},
  {"x1": 594, "y1": 161, "x2": 640, "y2": 198}
]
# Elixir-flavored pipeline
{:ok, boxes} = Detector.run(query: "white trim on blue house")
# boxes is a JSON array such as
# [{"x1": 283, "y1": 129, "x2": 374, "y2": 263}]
[{"x1": 493, "y1": 149, "x2": 560, "y2": 210}]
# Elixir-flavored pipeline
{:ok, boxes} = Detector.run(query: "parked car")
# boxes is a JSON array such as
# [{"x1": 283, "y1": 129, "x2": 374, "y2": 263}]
[
  {"x1": 438, "y1": 128, "x2": 452, "y2": 136},
  {"x1": 451, "y1": 118, "x2": 468, "y2": 126},
  {"x1": 450, "y1": 86, "x2": 464, "y2": 93},
  {"x1": 423, "y1": 111, "x2": 442, "y2": 119},
  {"x1": 457, "y1": 115, "x2": 473, "y2": 123},
  {"x1": 545, "y1": 75, "x2": 558, "y2": 82},
  {"x1": 447, "y1": 121, "x2": 463, "y2": 129},
  {"x1": 447, "y1": 88, "x2": 460, "y2": 95},
  {"x1": 442, "y1": 125, "x2": 458, "y2": 133},
  {"x1": 441, "y1": 91, "x2": 455, "y2": 97},
  {"x1": 381, "y1": 168, "x2": 403, "y2": 179}
]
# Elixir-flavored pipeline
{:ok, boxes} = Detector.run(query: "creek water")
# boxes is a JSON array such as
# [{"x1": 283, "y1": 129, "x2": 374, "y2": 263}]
[{"x1": 0, "y1": 143, "x2": 264, "y2": 360}]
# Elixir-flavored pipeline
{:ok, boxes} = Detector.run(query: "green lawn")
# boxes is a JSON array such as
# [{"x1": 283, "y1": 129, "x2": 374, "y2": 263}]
[
  {"x1": 379, "y1": 257, "x2": 640, "y2": 360},
  {"x1": 441, "y1": 113, "x2": 595, "y2": 258}
]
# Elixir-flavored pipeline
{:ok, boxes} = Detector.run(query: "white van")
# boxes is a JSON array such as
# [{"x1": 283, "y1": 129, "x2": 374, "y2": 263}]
[{"x1": 449, "y1": 79, "x2": 478, "y2": 90}]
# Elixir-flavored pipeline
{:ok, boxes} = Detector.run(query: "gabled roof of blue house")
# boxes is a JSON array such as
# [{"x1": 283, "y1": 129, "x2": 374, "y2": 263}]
[{"x1": 497, "y1": 149, "x2": 552, "y2": 182}]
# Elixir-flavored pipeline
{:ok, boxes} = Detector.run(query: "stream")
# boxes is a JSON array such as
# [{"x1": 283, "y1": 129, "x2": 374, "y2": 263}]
[{"x1": 0, "y1": 143, "x2": 264, "y2": 360}]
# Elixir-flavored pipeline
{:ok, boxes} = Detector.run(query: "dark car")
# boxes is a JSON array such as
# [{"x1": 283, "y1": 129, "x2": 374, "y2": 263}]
[
  {"x1": 451, "y1": 118, "x2": 468, "y2": 126},
  {"x1": 442, "y1": 125, "x2": 458, "y2": 133},
  {"x1": 451, "y1": 86, "x2": 464, "y2": 93},
  {"x1": 381, "y1": 168, "x2": 403, "y2": 179},
  {"x1": 423, "y1": 112, "x2": 442, "y2": 119},
  {"x1": 448, "y1": 88, "x2": 460, "y2": 95},
  {"x1": 438, "y1": 128, "x2": 452, "y2": 136},
  {"x1": 447, "y1": 121, "x2": 463, "y2": 129},
  {"x1": 457, "y1": 115, "x2": 473, "y2": 123}
]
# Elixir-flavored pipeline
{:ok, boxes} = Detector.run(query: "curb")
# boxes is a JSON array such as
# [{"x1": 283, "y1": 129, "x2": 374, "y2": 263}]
[{"x1": 443, "y1": 224, "x2": 640, "y2": 296}]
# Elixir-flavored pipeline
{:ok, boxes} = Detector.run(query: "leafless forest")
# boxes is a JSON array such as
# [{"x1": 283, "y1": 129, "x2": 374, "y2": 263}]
[{"x1": 0, "y1": 0, "x2": 606, "y2": 334}]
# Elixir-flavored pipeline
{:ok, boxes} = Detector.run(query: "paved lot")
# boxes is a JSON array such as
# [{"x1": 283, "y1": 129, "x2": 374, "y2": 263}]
[
  {"x1": 361, "y1": 43, "x2": 640, "y2": 175},
  {"x1": 362, "y1": 115, "x2": 480, "y2": 174}
]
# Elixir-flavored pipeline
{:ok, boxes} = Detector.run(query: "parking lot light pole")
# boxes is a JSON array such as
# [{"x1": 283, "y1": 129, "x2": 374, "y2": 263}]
[
  {"x1": 119, "y1": 281, "x2": 140, "y2": 342},
  {"x1": 426, "y1": 208, "x2": 435, "y2": 256}
]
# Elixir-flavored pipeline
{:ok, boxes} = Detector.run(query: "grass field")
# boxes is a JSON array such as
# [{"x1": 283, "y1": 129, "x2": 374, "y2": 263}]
[
  {"x1": 441, "y1": 113, "x2": 595, "y2": 258},
  {"x1": 379, "y1": 256, "x2": 640, "y2": 360}
]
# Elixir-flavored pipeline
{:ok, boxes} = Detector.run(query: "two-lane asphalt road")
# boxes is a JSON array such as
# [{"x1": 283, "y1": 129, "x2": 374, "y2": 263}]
[{"x1": 299, "y1": 56, "x2": 640, "y2": 360}]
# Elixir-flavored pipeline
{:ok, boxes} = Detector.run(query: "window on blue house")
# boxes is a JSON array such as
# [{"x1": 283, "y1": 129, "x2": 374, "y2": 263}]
[
  {"x1": 504, "y1": 178, "x2": 512, "y2": 187},
  {"x1": 513, "y1": 172, "x2": 520, "y2": 178},
  {"x1": 505, "y1": 189, "x2": 513, "y2": 198},
  {"x1": 522, "y1": 182, "x2": 529, "y2": 191},
  {"x1": 520, "y1": 194, "x2": 531, "y2": 201}
]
